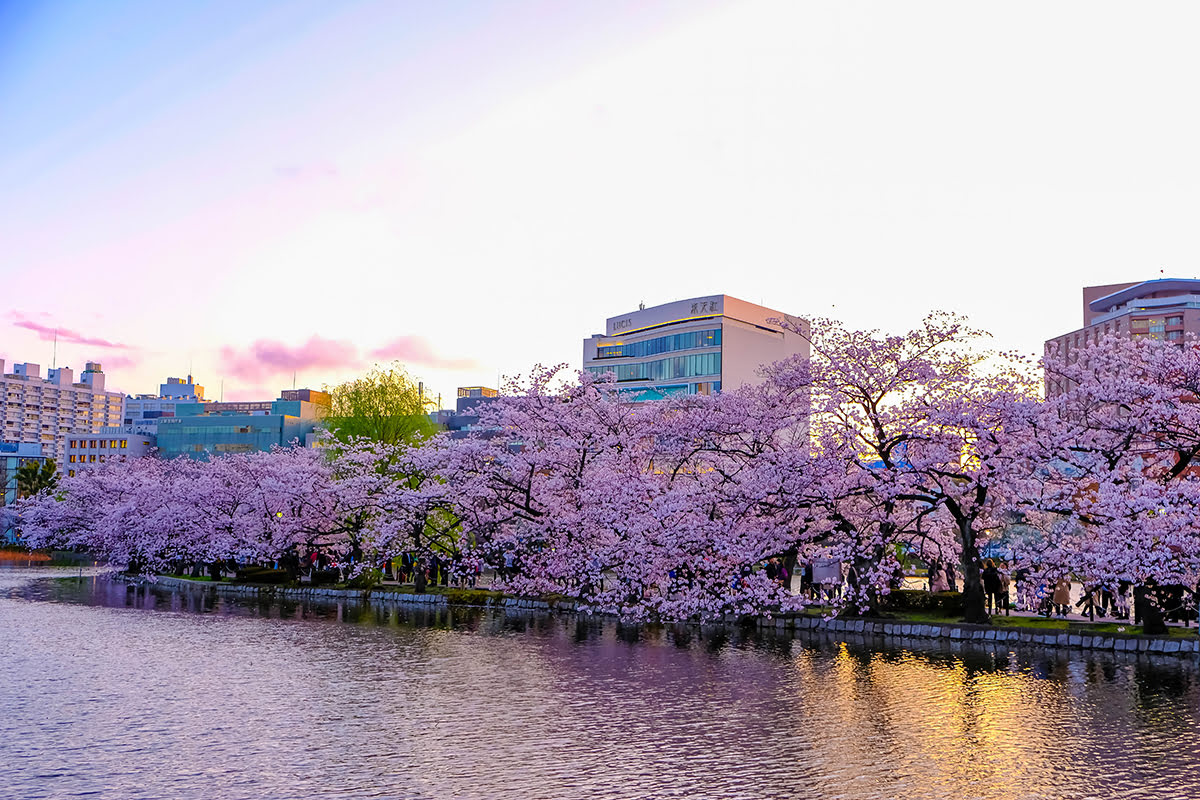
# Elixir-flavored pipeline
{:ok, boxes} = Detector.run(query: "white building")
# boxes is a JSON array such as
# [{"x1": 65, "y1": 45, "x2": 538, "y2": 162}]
[
  {"x1": 0, "y1": 360, "x2": 124, "y2": 467},
  {"x1": 582, "y1": 295, "x2": 809, "y2": 401},
  {"x1": 123, "y1": 375, "x2": 207, "y2": 432}
]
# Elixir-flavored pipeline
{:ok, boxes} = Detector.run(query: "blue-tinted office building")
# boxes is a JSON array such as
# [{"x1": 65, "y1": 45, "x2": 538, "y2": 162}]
[{"x1": 155, "y1": 389, "x2": 329, "y2": 459}]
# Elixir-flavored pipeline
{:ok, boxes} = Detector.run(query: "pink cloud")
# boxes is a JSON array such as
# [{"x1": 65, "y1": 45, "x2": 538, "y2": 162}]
[
  {"x1": 10, "y1": 314, "x2": 132, "y2": 349},
  {"x1": 92, "y1": 354, "x2": 140, "y2": 370},
  {"x1": 220, "y1": 336, "x2": 358, "y2": 382},
  {"x1": 369, "y1": 336, "x2": 481, "y2": 370}
]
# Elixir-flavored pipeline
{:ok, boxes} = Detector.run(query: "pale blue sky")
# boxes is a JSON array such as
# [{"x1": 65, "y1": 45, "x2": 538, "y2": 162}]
[{"x1": 4, "y1": 1, "x2": 1200, "y2": 400}]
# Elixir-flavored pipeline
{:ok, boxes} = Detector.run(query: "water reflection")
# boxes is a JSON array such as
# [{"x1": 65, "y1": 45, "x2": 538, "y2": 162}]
[{"x1": 2, "y1": 566, "x2": 1198, "y2": 800}]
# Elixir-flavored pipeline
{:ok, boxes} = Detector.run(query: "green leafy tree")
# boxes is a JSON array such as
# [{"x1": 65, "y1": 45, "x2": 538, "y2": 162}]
[
  {"x1": 16, "y1": 459, "x2": 57, "y2": 499},
  {"x1": 323, "y1": 362, "x2": 438, "y2": 445}
]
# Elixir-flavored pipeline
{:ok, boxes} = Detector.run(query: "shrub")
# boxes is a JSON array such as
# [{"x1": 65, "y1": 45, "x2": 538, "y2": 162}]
[
  {"x1": 235, "y1": 566, "x2": 291, "y2": 585},
  {"x1": 885, "y1": 589, "x2": 964, "y2": 616}
]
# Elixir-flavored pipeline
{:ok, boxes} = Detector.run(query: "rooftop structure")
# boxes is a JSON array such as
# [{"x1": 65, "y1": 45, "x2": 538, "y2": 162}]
[{"x1": 124, "y1": 374, "x2": 208, "y2": 433}]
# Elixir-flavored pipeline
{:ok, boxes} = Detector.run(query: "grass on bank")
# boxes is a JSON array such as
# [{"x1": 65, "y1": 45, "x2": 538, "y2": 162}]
[
  {"x1": 827, "y1": 608, "x2": 1197, "y2": 638},
  {"x1": 142, "y1": 575, "x2": 1199, "y2": 637}
]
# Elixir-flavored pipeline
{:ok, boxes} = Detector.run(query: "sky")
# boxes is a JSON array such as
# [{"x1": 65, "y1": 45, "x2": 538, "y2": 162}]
[{"x1": 4, "y1": 0, "x2": 1200, "y2": 401}]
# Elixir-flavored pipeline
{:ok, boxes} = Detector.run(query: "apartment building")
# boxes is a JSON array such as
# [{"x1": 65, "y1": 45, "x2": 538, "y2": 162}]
[{"x1": 0, "y1": 360, "x2": 124, "y2": 467}]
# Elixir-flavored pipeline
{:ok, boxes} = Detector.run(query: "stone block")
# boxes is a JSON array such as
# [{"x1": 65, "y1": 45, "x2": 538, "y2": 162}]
[
  {"x1": 1164, "y1": 640, "x2": 1181, "y2": 653},
  {"x1": 1057, "y1": 634, "x2": 1070, "y2": 647},
  {"x1": 1150, "y1": 639, "x2": 1166, "y2": 653},
  {"x1": 1068, "y1": 635, "x2": 1082, "y2": 647},
  {"x1": 949, "y1": 628, "x2": 964, "y2": 640}
]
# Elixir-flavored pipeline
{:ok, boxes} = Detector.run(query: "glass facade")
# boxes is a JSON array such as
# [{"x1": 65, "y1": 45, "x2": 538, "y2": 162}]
[
  {"x1": 156, "y1": 416, "x2": 314, "y2": 459},
  {"x1": 589, "y1": 352, "x2": 721, "y2": 383},
  {"x1": 595, "y1": 329, "x2": 720, "y2": 360}
]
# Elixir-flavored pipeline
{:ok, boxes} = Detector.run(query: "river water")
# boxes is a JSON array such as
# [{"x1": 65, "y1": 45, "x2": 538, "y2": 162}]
[{"x1": 2, "y1": 565, "x2": 1199, "y2": 800}]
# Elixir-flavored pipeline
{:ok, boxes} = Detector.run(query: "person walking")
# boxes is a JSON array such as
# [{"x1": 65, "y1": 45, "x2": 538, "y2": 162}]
[
  {"x1": 930, "y1": 561, "x2": 950, "y2": 593},
  {"x1": 999, "y1": 565, "x2": 1011, "y2": 615},
  {"x1": 1053, "y1": 576, "x2": 1072, "y2": 617}
]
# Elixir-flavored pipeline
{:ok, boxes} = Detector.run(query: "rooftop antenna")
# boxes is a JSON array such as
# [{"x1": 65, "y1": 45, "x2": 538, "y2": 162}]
[
  {"x1": 220, "y1": 379, "x2": 224, "y2": 402},
  {"x1": 638, "y1": 300, "x2": 645, "y2": 310},
  {"x1": 293, "y1": 371, "x2": 296, "y2": 390}
]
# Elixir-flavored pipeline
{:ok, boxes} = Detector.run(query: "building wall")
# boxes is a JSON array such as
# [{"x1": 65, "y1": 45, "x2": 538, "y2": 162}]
[
  {"x1": 582, "y1": 295, "x2": 808, "y2": 400},
  {"x1": 0, "y1": 360, "x2": 125, "y2": 468},
  {"x1": 63, "y1": 429, "x2": 156, "y2": 477},
  {"x1": 154, "y1": 393, "x2": 326, "y2": 459},
  {"x1": 1046, "y1": 279, "x2": 1200, "y2": 396},
  {"x1": 0, "y1": 441, "x2": 48, "y2": 543}
]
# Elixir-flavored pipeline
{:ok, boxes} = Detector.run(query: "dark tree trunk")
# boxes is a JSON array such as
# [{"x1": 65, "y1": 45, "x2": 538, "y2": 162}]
[{"x1": 957, "y1": 520, "x2": 989, "y2": 624}]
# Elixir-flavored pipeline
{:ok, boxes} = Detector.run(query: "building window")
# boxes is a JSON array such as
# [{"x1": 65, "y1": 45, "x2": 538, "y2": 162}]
[
  {"x1": 68, "y1": 455, "x2": 76, "y2": 463},
  {"x1": 98, "y1": 455, "x2": 105, "y2": 462},
  {"x1": 89, "y1": 454, "x2": 96, "y2": 462},
  {"x1": 89, "y1": 440, "x2": 96, "y2": 448},
  {"x1": 595, "y1": 328, "x2": 722, "y2": 360},
  {"x1": 1168, "y1": 315, "x2": 1184, "y2": 326},
  {"x1": 68, "y1": 469, "x2": 75, "y2": 477},
  {"x1": 587, "y1": 352, "x2": 722, "y2": 383},
  {"x1": 99, "y1": 440, "x2": 106, "y2": 449},
  {"x1": 121, "y1": 440, "x2": 128, "y2": 448}
]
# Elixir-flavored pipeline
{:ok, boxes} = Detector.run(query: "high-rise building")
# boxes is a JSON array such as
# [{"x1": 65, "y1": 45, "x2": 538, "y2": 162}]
[
  {"x1": 0, "y1": 360, "x2": 124, "y2": 467},
  {"x1": 582, "y1": 295, "x2": 808, "y2": 402}
]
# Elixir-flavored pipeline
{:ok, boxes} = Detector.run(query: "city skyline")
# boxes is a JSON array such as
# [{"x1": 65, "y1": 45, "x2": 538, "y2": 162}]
[{"x1": 6, "y1": 1, "x2": 1200, "y2": 400}]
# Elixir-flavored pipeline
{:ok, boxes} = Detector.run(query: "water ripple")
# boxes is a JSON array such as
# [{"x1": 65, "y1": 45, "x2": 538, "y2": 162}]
[{"x1": 1, "y1": 566, "x2": 1197, "y2": 800}]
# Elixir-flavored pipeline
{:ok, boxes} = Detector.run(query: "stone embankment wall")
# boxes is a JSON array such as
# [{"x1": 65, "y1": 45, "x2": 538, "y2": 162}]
[{"x1": 139, "y1": 575, "x2": 1200, "y2": 658}]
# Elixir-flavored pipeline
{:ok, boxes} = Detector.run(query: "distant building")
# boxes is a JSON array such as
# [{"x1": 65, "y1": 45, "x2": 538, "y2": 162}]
[
  {"x1": 155, "y1": 390, "x2": 329, "y2": 459},
  {"x1": 457, "y1": 386, "x2": 498, "y2": 400},
  {"x1": 1045, "y1": 278, "x2": 1200, "y2": 394},
  {"x1": 63, "y1": 428, "x2": 157, "y2": 477},
  {"x1": 123, "y1": 375, "x2": 207, "y2": 432},
  {"x1": 1, "y1": 441, "x2": 49, "y2": 543},
  {"x1": 0, "y1": 359, "x2": 124, "y2": 467},
  {"x1": 446, "y1": 386, "x2": 501, "y2": 439},
  {"x1": 582, "y1": 295, "x2": 809, "y2": 402}
]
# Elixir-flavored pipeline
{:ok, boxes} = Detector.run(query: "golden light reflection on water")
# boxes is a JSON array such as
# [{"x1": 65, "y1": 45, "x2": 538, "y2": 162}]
[{"x1": 788, "y1": 641, "x2": 1154, "y2": 800}]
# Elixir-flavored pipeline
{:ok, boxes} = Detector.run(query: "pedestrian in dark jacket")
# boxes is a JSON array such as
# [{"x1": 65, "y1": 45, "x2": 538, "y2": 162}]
[{"x1": 982, "y1": 560, "x2": 1003, "y2": 615}]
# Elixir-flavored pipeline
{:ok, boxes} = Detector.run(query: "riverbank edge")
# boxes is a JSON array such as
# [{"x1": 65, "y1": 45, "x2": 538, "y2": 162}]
[{"x1": 128, "y1": 574, "x2": 1200, "y2": 658}]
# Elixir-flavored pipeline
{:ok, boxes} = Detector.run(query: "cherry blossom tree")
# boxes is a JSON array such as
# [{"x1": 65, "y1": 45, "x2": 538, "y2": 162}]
[
  {"x1": 772, "y1": 312, "x2": 1039, "y2": 622},
  {"x1": 1014, "y1": 335, "x2": 1200, "y2": 601}
]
